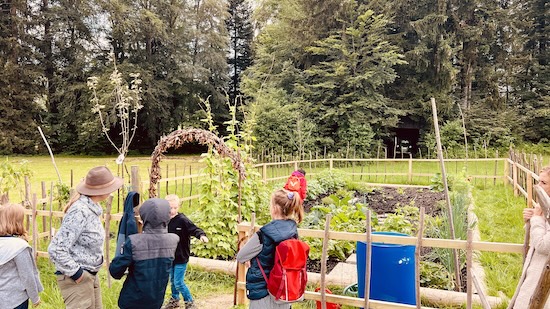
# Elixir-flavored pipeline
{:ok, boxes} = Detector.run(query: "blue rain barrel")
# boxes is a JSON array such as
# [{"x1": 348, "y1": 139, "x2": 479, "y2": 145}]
[{"x1": 356, "y1": 231, "x2": 416, "y2": 306}]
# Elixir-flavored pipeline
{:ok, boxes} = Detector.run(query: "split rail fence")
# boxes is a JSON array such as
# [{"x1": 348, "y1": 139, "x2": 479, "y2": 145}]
[{"x1": 13, "y1": 153, "x2": 548, "y2": 308}]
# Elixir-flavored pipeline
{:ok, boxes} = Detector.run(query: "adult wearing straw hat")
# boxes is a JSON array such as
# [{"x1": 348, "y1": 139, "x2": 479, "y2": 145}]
[{"x1": 48, "y1": 166, "x2": 123, "y2": 309}]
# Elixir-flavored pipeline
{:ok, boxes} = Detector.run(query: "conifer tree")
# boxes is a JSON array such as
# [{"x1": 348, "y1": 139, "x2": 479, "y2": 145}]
[
  {"x1": 226, "y1": 0, "x2": 253, "y2": 105},
  {"x1": 0, "y1": 0, "x2": 41, "y2": 154}
]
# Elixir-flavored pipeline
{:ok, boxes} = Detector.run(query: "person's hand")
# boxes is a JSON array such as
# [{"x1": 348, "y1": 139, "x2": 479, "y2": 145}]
[
  {"x1": 524, "y1": 208, "x2": 534, "y2": 222},
  {"x1": 524, "y1": 206, "x2": 543, "y2": 222},
  {"x1": 33, "y1": 299, "x2": 41, "y2": 307},
  {"x1": 200, "y1": 236, "x2": 209, "y2": 243},
  {"x1": 245, "y1": 261, "x2": 251, "y2": 268}
]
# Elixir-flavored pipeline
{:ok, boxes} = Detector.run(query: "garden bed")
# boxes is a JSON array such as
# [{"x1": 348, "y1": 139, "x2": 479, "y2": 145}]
[{"x1": 305, "y1": 186, "x2": 446, "y2": 274}]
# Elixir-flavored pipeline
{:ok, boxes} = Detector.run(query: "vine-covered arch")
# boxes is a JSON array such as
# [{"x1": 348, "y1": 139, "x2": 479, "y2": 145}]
[{"x1": 149, "y1": 128, "x2": 246, "y2": 198}]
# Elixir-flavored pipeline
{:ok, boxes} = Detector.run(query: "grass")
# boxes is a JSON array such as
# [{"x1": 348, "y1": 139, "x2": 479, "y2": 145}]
[
  {"x1": 472, "y1": 184, "x2": 525, "y2": 301},
  {"x1": 37, "y1": 258, "x2": 236, "y2": 309}
]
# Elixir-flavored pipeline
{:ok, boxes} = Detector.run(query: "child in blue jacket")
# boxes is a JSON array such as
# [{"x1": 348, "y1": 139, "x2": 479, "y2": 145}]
[{"x1": 110, "y1": 198, "x2": 179, "y2": 309}]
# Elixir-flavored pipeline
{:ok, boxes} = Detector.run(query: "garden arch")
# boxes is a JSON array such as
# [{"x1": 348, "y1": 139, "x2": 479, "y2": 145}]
[{"x1": 148, "y1": 128, "x2": 247, "y2": 219}]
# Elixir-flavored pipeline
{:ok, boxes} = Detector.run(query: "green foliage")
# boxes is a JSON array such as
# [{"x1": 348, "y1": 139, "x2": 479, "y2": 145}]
[
  {"x1": 420, "y1": 261, "x2": 454, "y2": 290},
  {"x1": 302, "y1": 201, "x2": 368, "y2": 261},
  {"x1": 376, "y1": 204, "x2": 419, "y2": 235},
  {"x1": 313, "y1": 169, "x2": 347, "y2": 193},
  {"x1": 192, "y1": 98, "x2": 270, "y2": 259},
  {"x1": 424, "y1": 173, "x2": 472, "y2": 286},
  {"x1": 53, "y1": 182, "x2": 71, "y2": 206},
  {"x1": 0, "y1": 159, "x2": 33, "y2": 200}
]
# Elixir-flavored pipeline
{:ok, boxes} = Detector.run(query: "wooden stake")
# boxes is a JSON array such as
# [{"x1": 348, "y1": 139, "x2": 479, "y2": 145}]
[
  {"x1": 415, "y1": 207, "x2": 425, "y2": 309},
  {"x1": 467, "y1": 229, "x2": 473, "y2": 309},
  {"x1": 364, "y1": 210, "x2": 372, "y2": 309},
  {"x1": 31, "y1": 193, "x2": 38, "y2": 259},
  {"x1": 320, "y1": 214, "x2": 332, "y2": 309},
  {"x1": 431, "y1": 98, "x2": 462, "y2": 291},
  {"x1": 49, "y1": 182, "x2": 53, "y2": 240},
  {"x1": 104, "y1": 195, "x2": 113, "y2": 288}
]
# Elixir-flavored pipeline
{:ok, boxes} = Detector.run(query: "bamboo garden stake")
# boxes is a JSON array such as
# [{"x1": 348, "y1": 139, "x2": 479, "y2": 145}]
[{"x1": 431, "y1": 97, "x2": 462, "y2": 291}]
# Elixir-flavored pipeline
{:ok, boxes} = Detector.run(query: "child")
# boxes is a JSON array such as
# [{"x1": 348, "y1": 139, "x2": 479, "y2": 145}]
[
  {"x1": 48, "y1": 166, "x2": 123, "y2": 309},
  {"x1": 109, "y1": 198, "x2": 179, "y2": 309},
  {"x1": 162, "y1": 194, "x2": 208, "y2": 309},
  {"x1": 284, "y1": 168, "x2": 308, "y2": 202},
  {"x1": 0, "y1": 203, "x2": 43, "y2": 309},
  {"x1": 236, "y1": 189, "x2": 304, "y2": 309}
]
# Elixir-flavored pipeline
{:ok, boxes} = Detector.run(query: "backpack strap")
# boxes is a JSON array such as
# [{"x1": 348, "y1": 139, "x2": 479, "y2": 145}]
[{"x1": 256, "y1": 257, "x2": 269, "y2": 283}]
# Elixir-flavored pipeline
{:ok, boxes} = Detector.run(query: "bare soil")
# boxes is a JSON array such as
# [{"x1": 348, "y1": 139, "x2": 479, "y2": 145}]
[{"x1": 306, "y1": 187, "x2": 445, "y2": 274}]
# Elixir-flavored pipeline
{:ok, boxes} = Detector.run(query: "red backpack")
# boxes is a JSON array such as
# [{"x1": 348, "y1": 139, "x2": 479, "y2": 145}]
[
  {"x1": 285, "y1": 175, "x2": 302, "y2": 192},
  {"x1": 284, "y1": 173, "x2": 307, "y2": 200},
  {"x1": 257, "y1": 238, "x2": 310, "y2": 303}
]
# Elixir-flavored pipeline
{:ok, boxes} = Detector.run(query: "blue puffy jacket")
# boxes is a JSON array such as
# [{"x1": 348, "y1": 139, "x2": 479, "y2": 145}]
[
  {"x1": 246, "y1": 219, "x2": 298, "y2": 300},
  {"x1": 109, "y1": 198, "x2": 179, "y2": 309}
]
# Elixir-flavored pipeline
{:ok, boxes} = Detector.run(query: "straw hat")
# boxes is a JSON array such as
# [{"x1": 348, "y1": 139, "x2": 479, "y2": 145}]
[{"x1": 76, "y1": 166, "x2": 123, "y2": 196}]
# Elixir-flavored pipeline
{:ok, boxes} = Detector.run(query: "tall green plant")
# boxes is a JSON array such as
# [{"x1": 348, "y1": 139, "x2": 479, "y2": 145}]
[{"x1": 192, "y1": 98, "x2": 269, "y2": 259}]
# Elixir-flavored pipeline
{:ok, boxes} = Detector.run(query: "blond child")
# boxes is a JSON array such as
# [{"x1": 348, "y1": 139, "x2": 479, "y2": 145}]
[
  {"x1": 162, "y1": 194, "x2": 208, "y2": 309},
  {"x1": 0, "y1": 204, "x2": 43, "y2": 309},
  {"x1": 236, "y1": 189, "x2": 304, "y2": 309}
]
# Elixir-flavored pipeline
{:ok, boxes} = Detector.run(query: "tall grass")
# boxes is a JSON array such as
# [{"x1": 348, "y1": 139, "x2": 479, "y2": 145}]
[{"x1": 472, "y1": 184, "x2": 525, "y2": 299}]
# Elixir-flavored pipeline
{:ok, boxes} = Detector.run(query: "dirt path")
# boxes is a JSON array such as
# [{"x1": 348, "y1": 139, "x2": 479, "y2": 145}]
[{"x1": 195, "y1": 293, "x2": 235, "y2": 308}]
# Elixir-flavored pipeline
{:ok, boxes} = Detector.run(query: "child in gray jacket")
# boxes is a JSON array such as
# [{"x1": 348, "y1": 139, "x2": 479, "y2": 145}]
[
  {"x1": 110, "y1": 198, "x2": 179, "y2": 309},
  {"x1": 0, "y1": 203, "x2": 43, "y2": 309}
]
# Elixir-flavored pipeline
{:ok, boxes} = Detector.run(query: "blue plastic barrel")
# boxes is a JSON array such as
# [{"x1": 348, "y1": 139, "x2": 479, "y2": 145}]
[{"x1": 356, "y1": 231, "x2": 416, "y2": 306}]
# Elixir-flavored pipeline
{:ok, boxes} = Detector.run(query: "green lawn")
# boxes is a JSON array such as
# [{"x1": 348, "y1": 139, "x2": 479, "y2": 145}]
[{"x1": 472, "y1": 184, "x2": 526, "y2": 303}]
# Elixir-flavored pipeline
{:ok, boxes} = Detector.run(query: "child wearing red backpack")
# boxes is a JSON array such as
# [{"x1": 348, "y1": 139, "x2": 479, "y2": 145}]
[
  {"x1": 237, "y1": 189, "x2": 306, "y2": 309},
  {"x1": 284, "y1": 168, "x2": 307, "y2": 202}
]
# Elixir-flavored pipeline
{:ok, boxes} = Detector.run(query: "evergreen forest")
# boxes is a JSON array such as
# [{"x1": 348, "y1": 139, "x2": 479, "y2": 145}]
[{"x1": 1, "y1": 0, "x2": 548, "y2": 156}]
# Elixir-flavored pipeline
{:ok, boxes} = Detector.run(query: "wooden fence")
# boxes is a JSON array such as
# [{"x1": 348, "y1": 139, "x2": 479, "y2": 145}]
[
  {"x1": 235, "y1": 222, "x2": 521, "y2": 308},
  {"x1": 12, "y1": 153, "x2": 548, "y2": 308}
]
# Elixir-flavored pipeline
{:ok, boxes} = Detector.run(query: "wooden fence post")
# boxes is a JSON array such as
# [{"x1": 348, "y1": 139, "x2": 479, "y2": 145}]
[
  {"x1": 31, "y1": 193, "x2": 38, "y2": 259},
  {"x1": 130, "y1": 166, "x2": 141, "y2": 194},
  {"x1": 408, "y1": 156, "x2": 413, "y2": 183},
  {"x1": 364, "y1": 210, "x2": 372, "y2": 309},
  {"x1": 527, "y1": 172, "x2": 533, "y2": 208},
  {"x1": 467, "y1": 229, "x2": 473, "y2": 309},
  {"x1": 41, "y1": 181, "x2": 46, "y2": 233},
  {"x1": 415, "y1": 207, "x2": 425, "y2": 309},
  {"x1": 236, "y1": 228, "x2": 248, "y2": 305},
  {"x1": 25, "y1": 176, "x2": 31, "y2": 231},
  {"x1": 262, "y1": 164, "x2": 267, "y2": 184},
  {"x1": 329, "y1": 158, "x2": 333, "y2": 170},
  {"x1": 504, "y1": 159, "x2": 510, "y2": 185},
  {"x1": 513, "y1": 162, "x2": 519, "y2": 196},
  {"x1": 320, "y1": 214, "x2": 332, "y2": 309}
]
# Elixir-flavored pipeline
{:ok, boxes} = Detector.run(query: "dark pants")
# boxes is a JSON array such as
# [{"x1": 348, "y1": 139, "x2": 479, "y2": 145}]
[{"x1": 14, "y1": 299, "x2": 28, "y2": 309}]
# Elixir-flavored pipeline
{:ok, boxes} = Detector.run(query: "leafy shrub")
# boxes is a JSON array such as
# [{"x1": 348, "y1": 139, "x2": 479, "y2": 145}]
[
  {"x1": 376, "y1": 204, "x2": 419, "y2": 235},
  {"x1": 302, "y1": 200, "x2": 368, "y2": 261},
  {"x1": 0, "y1": 159, "x2": 33, "y2": 202},
  {"x1": 420, "y1": 261, "x2": 454, "y2": 290}
]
